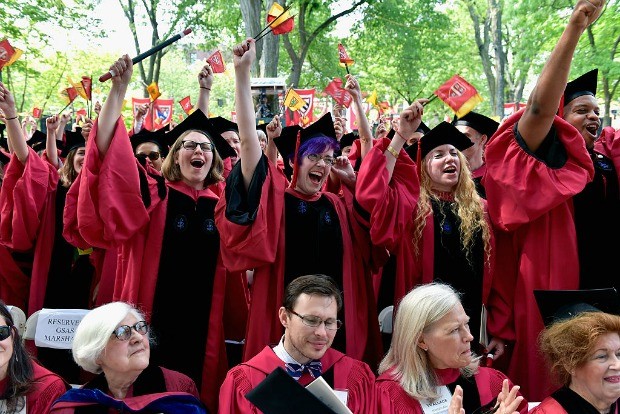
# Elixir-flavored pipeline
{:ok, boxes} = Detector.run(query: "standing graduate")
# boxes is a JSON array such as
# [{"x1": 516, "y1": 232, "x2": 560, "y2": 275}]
[
  {"x1": 215, "y1": 39, "x2": 381, "y2": 368},
  {"x1": 72, "y1": 54, "x2": 236, "y2": 413},
  {"x1": 481, "y1": 0, "x2": 609, "y2": 401}
]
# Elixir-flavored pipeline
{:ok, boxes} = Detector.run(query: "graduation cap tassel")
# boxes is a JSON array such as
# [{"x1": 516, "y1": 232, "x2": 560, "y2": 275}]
[
  {"x1": 289, "y1": 130, "x2": 301, "y2": 189},
  {"x1": 416, "y1": 138, "x2": 422, "y2": 178}
]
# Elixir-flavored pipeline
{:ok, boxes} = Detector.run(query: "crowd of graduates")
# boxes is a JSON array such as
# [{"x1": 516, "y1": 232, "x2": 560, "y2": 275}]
[{"x1": 0, "y1": 0, "x2": 619, "y2": 412}]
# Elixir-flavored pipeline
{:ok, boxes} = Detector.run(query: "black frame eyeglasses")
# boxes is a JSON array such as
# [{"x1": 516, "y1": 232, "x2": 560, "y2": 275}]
[
  {"x1": 112, "y1": 321, "x2": 149, "y2": 341},
  {"x1": 307, "y1": 153, "x2": 335, "y2": 166},
  {"x1": 181, "y1": 140, "x2": 213, "y2": 152},
  {"x1": 288, "y1": 309, "x2": 343, "y2": 330},
  {"x1": 136, "y1": 151, "x2": 161, "y2": 161},
  {"x1": 0, "y1": 325, "x2": 12, "y2": 341}
]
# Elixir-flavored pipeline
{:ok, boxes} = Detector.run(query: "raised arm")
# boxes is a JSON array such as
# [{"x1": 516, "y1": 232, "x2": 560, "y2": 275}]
[
  {"x1": 45, "y1": 115, "x2": 61, "y2": 167},
  {"x1": 97, "y1": 55, "x2": 133, "y2": 157},
  {"x1": 196, "y1": 63, "x2": 214, "y2": 115},
  {"x1": 344, "y1": 74, "x2": 373, "y2": 158},
  {"x1": 518, "y1": 0, "x2": 604, "y2": 151},
  {"x1": 265, "y1": 114, "x2": 281, "y2": 165},
  {"x1": 384, "y1": 99, "x2": 426, "y2": 181},
  {"x1": 233, "y1": 38, "x2": 262, "y2": 191},
  {"x1": 0, "y1": 83, "x2": 28, "y2": 163}
]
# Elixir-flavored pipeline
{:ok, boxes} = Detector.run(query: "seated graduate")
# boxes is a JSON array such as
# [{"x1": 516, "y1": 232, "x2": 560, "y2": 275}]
[
  {"x1": 0, "y1": 301, "x2": 69, "y2": 414},
  {"x1": 218, "y1": 274, "x2": 376, "y2": 414},
  {"x1": 50, "y1": 301, "x2": 207, "y2": 413},
  {"x1": 376, "y1": 283, "x2": 527, "y2": 414},
  {"x1": 530, "y1": 288, "x2": 620, "y2": 414}
]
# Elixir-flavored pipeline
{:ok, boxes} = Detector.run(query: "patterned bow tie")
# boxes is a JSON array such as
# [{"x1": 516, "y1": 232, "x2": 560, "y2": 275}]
[{"x1": 284, "y1": 360, "x2": 322, "y2": 381}]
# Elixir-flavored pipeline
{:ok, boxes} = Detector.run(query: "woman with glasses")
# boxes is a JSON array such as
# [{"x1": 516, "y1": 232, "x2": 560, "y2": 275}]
[
  {"x1": 215, "y1": 39, "x2": 381, "y2": 368},
  {"x1": 0, "y1": 301, "x2": 69, "y2": 414},
  {"x1": 50, "y1": 302, "x2": 207, "y2": 413},
  {"x1": 69, "y1": 55, "x2": 237, "y2": 413},
  {"x1": 376, "y1": 283, "x2": 526, "y2": 414}
]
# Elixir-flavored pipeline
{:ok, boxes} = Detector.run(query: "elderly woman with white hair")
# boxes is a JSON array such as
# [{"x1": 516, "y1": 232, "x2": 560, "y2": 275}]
[
  {"x1": 376, "y1": 283, "x2": 527, "y2": 414},
  {"x1": 49, "y1": 302, "x2": 207, "y2": 413}
]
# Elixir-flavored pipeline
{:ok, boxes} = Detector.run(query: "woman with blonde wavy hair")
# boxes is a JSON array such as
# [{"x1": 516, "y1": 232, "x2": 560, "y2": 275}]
[
  {"x1": 376, "y1": 283, "x2": 526, "y2": 414},
  {"x1": 356, "y1": 110, "x2": 511, "y2": 360}
]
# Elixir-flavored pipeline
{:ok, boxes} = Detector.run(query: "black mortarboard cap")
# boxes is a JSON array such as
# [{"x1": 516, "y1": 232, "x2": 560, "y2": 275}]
[
  {"x1": 339, "y1": 131, "x2": 358, "y2": 150},
  {"x1": 0, "y1": 123, "x2": 5, "y2": 140},
  {"x1": 209, "y1": 116, "x2": 239, "y2": 135},
  {"x1": 564, "y1": 69, "x2": 598, "y2": 105},
  {"x1": 534, "y1": 288, "x2": 620, "y2": 328},
  {"x1": 452, "y1": 112, "x2": 499, "y2": 138},
  {"x1": 61, "y1": 129, "x2": 86, "y2": 158},
  {"x1": 419, "y1": 121, "x2": 473, "y2": 159},
  {"x1": 273, "y1": 113, "x2": 337, "y2": 177},
  {"x1": 27, "y1": 130, "x2": 47, "y2": 152},
  {"x1": 130, "y1": 127, "x2": 170, "y2": 157},
  {"x1": 164, "y1": 109, "x2": 236, "y2": 160},
  {"x1": 245, "y1": 367, "x2": 336, "y2": 414}
]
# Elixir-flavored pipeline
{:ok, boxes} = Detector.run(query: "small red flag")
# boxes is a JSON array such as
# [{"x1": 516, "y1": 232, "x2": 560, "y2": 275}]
[
  {"x1": 434, "y1": 74, "x2": 483, "y2": 118},
  {"x1": 206, "y1": 50, "x2": 226, "y2": 73},
  {"x1": 323, "y1": 78, "x2": 352, "y2": 108},
  {"x1": 0, "y1": 39, "x2": 18, "y2": 70},
  {"x1": 267, "y1": 3, "x2": 295, "y2": 35},
  {"x1": 32, "y1": 107, "x2": 42, "y2": 118},
  {"x1": 81, "y1": 76, "x2": 92, "y2": 101},
  {"x1": 338, "y1": 43, "x2": 354, "y2": 66},
  {"x1": 179, "y1": 96, "x2": 193, "y2": 115},
  {"x1": 65, "y1": 86, "x2": 78, "y2": 103},
  {"x1": 76, "y1": 108, "x2": 87, "y2": 119}
]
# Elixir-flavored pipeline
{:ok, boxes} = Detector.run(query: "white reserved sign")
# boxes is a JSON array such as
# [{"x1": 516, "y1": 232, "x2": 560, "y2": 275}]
[{"x1": 34, "y1": 309, "x2": 89, "y2": 349}]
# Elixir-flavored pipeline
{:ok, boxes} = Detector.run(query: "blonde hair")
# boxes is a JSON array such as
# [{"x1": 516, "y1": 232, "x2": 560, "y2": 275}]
[
  {"x1": 378, "y1": 283, "x2": 480, "y2": 401},
  {"x1": 161, "y1": 130, "x2": 224, "y2": 186},
  {"x1": 412, "y1": 150, "x2": 491, "y2": 267},
  {"x1": 539, "y1": 311, "x2": 620, "y2": 387}
]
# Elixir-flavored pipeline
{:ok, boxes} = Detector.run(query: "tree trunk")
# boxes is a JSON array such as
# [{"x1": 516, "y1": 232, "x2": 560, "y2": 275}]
[
  {"x1": 239, "y1": 0, "x2": 262, "y2": 76},
  {"x1": 489, "y1": 0, "x2": 505, "y2": 117}
]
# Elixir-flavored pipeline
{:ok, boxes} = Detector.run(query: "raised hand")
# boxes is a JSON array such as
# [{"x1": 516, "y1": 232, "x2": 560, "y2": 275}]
[
  {"x1": 81, "y1": 118, "x2": 93, "y2": 140},
  {"x1": 109, "y1": 54, "x2": 133, "y2": 86},
  {"x1": 330, "y1": 155, "x2": 356, "y2": 190},
  {"x1": 266, "y1": 114, "x2": 282, "y2": 139},
  {"x1": 449, "y1": 385, "x2": 465, "y2": 414},
  {"x1": 344, "y1": 74, "x2": 361, "y2": 101},
  {"x1": 494, "y1": 379, "x2": 524, "y2": 414},
  {"x1": 232, "y1": 38, "x2": 256, "y2": 70},
  {"x1": 46, "y1": 114, "x2": 60, "y2": 133},
  {"x1": 198, "y1": 63, "x2": 214, "y2": 90},
  {"x1": 570, "y1": 0, "x2": 605, "y2": 30},
  {"x1": 398, "y1": 99, "x2": 428, "y2": 140}
]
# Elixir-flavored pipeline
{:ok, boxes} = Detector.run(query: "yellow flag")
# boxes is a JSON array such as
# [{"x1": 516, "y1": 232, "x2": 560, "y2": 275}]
[
  {"x1": 5, "y1": 48, "x2": 23, "y2": 67},
  {"x1": 68, "y1": 76, "x2": 88, "y2": 100},
  {"x1": 147, "y1": 82, "x2": 161, "y2": 102},
  {"x1": 284, "y1": 88, "x2": 306, "y2": 112},
  {"x1": 267, "y1": 3, "x2": 292, "y2": 30},
  {"x1": 366, "y1": 90, "x2": 378, "y2": 107}
]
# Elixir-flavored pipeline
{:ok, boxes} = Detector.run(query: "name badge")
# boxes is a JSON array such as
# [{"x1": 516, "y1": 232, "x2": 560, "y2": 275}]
[
  {"x1": 334, "y1": 389, "x2": 349, "y2": 406},
  {"x1": 421, "y1": 385, "x2": 452, "y2": 414}
]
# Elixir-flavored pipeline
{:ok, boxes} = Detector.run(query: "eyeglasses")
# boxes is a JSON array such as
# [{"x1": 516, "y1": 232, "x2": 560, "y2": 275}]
[
  {"x1": 182, "y1": 140, "x2": 213, "y2": 152},
  {"x1": 136, "y1": 151, "x2": 161, "y2": 161},
  {"x1": 112, "y1": 321, "x2": 149, "y2": 341},
  {"x1": 0, "y1": 326, "x2": 11, "y2": 341},
  {"x1": 307, "y1": 153, "x2": 335, "y2": 166},
  {"x1": 288, "y1": 309, "x2": 342, "y2": 330}
]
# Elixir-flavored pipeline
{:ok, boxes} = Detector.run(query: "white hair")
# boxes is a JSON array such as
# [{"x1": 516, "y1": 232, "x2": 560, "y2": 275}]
[{"x1": 72, "y1": 302, "x2": 146, "y2": 374}]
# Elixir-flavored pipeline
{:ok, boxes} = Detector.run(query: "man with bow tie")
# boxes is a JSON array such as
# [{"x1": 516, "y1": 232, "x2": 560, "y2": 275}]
[{"x1": 218, "y1": 274, "x2": 376, "y2": 413}]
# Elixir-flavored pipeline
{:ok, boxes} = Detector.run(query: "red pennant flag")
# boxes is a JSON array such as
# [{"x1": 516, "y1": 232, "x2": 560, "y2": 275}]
[
  {"x1": 81, "y1": 76, "x2": 92, "y2": 101},
  {"x1": 0, "y1": 39, "x2": 19, "y2": 70},
  {"x1": 206, "y1": 50, "x2": 226, "y2": 73},
  {"x1": 76, "y1": 108, "x2": 87, "y2": 120},
  {"x1": 267, "y1": 3, "x2": 295, "y2": 35},
  {"x1": 65, "y1": 86, "x2": 78, "y2": 103},
  {"x1": 338, "y1": 43, "x2": 354, "y2": 66},
  {"x1": 323, "y1": 78, "x2": 353, "y2": 108},
  {"x1": 179, "y1": 96, "x2": 193, "y2": 115},
  {"x1": 434, "y1": 74, "x2": 483, "y2": 118},
  {"x1": 32, "y1": 107, "x2": 42, "y2": 118}
]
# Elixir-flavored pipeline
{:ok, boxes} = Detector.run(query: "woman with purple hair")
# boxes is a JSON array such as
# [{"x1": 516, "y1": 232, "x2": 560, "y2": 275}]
[{"x1": 215, "y1": 38, "x2": 381, "y2": 368}]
